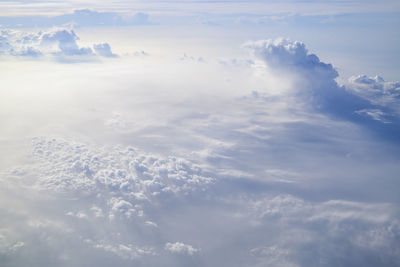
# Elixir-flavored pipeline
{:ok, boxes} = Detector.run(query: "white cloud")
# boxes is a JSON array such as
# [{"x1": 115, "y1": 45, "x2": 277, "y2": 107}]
[
  {"x1": 84, "y1": 239, "x2": 156, "y2": 260},
  {"x1": 242, "y1": 194, "x2": 400, "y2": 266},
  {"x1": 0, "y1": 28, "x2": 399, "y2": 267},
  {"x1": 249, "y1": 246, "x2": 296, "y2": 267},
  {"x1": 0, "y1": 28, "x2": 117, "y2": 60},
  {"x1": 93, "y1": 43, "x2": 117, "y2": 58},
  {"x1": 0, "y1": 234, "x2": 24, "y2": 255},
  {"x1": 355, "y1": 109, "x2": 391, "y2": 123},
  {"x1": 347, "y1": 75, "x2": 400, "y2": 114},
  {"x1": 40, "y1": 29, "x2": 93, "y2": 56},
  {"x1": 30, "y1": 137, "x2": 214, "y2": 198},
  {"x1": 90, "y1": 206, "x2": 104, "y2": 218},
  {"x1": 244, "y1": 38, "x2": 400, "y2": 139},
  {"x1": 243, "y1": 38, "x2": 333, "y2": 71},
  {"x1": 165, "y1": 242, "x2": 200, "y2": 255}
]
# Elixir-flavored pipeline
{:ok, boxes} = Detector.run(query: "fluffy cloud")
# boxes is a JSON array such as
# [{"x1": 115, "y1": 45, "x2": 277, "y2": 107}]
[
  {"x1": 40, "y1": 29, "x2": 93, "y2": 56},
  {"x1": 93, "y1": 43, "x2": 117, "y2": 58},
  {"x1": 0, "y1": 136, "x2": 213, "y2": 266},
  {"x1": 244, "y1": 38, "x2": 336, "y2": 73},
  {"x1": 244, "y1": 38, "x2": 400, "y2": 139},
  {"x1": 0, "y1": 28, "x2": 117, "y2": 60},
  {"x1": 347, "y1": 75, "x2": 400, "y2": 114},
  {"x1": 31, "y1": 137, "x2": 214, "y2": 198},
  {"x1": 243, "y1": 38, "x2": 356, "y2": 112},
  {"x1": 164, "y1": 242, "x2": 200, "y2": 255},
  {"x1": 0, "y1": 129, "x2": 396, "y2": 266}
]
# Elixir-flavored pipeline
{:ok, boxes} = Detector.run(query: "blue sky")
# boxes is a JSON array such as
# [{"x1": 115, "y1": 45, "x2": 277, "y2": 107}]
[{"x1": 1, "y1": 1, "x2": 400, "y2": 266}]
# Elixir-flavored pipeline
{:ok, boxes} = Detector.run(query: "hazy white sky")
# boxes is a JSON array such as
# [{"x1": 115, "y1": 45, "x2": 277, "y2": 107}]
[{"x1": 1, "y1": 0, "x2": 400, "y2": 17}]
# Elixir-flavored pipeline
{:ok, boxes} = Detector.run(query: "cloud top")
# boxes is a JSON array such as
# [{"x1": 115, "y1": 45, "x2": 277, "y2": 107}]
[
  {"x1": 348, "y1": 75, "x2": 400, "y2": 113},
  {"x1": 243, "y1": 38, "x2": 337, "y2": 79},
  {"x1": 244, "y1": 38, "x2": 400, "y2": 140},
  {"x1": 0, "y1": 28, "x2": 117, "y2": 61},
  {"x1": 93, "y1": 43, "x2": 118, "y2": 58}
]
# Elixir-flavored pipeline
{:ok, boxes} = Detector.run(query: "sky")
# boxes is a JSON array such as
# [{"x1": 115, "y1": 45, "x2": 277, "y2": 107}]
[{"x1": 1, "y1": 1, "x2": 400, "y2": 266}]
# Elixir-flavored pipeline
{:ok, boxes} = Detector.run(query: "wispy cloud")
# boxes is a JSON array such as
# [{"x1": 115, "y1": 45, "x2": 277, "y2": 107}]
[{"x1": 0, "y1": 9, "x2": 152, "y2": 28}]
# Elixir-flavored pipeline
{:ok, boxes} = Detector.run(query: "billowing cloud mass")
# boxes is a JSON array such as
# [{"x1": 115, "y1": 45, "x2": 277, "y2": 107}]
[
  {"x1": 0, "y1": 11, "x2": 399, "y2": 267},
  {"x1": 244, "y1": 38, "x2": 365, "y2": 114},
  {"x1": 0, "y1": 28, "x2": 117, "y2": 60},
  {"x1": 244, "y1": 38, "x2": 400, "y2": 139},
  {"x1": 30, "y1": 137, "x2": 213, "y2": 197},
  {"x1": 40, "y1": 29, "x2": 93, "y2": 56},
  {"x1": 347, "y1": 75, "x2": 400, "y2": 113}
]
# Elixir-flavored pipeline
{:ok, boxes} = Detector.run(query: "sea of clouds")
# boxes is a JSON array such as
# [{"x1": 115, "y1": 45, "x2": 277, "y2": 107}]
[{"x1": 1, "y1": 26, "x2": 399, "y2": 267}]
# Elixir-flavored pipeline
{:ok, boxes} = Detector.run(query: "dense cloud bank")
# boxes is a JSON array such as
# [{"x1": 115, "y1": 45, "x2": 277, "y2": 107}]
[
  {"x1": 1, "y1": 136, "x2": 399, "y2": 266},
  {"x1": 1, "y1": 36, "x2": 400, "y2": 266},
  {"x1": 0, "y1": 28, "x2": 117, "y2": 60}
]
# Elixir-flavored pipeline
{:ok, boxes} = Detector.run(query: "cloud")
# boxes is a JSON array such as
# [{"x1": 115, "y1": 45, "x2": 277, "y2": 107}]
[
  {"x1": 133, "y1": 50, "x2": 149, "y2": 57},
  {"x1": 0, "y1": 234, "x2": 24, "y2": 255},
  {"x1": 0, "y1": 136, "x2": 213, "y2": 265},
  {"x1": 355, "y1": 109, "x2": 392, "y2": 123},
  {"x1": 243, "y1": 194, "x2": 400, "y2": 267},
  {"x1": 244, "y1": 38, "x2": 400, "y2": 139},
  {"x1": 347, "y1": 75, "x2": 400, "y2": 114},
  {"x1": 244, "y1": 38, "x2": 335, "y2": 72},
  {"x1": 0, "y1": 9, "x2": 152, "y2": 28},
  {"x1": 0, "y1": 129, "x2": 396, "y2": 266},
  {"x1": 61, "y1": 9, "x2": 151, "y2": 27},
  {"x1": 93, "y1": 43, "x2": 117, "y2": 58},
  {"x1": 1, "y1": 31, "x2": 400, "y2": 266},
  {"x1": 30, "y1": 137, "x2": 214, "y2": 198},
  {"x1": 242, "y1": 38, "x2": 348, "y2": 111},
  {"x1": 180, "y1": 53, "x2": 204, "y2": 63},
  {"x1": 0, "y1": 28, "x2": 118, "y2": 60},
  {"x1": 343, "y1": 75, "x2": 400, "y2": 128},
  {"x1": 84, "y1": 239, "x2": 156, "y2": 260},
  {"x1": 40, "y1": 29, "x2": 93, "y2": 56},
  {"x1": 165, "y1": 242, "x2": 200, "y2": 255}
]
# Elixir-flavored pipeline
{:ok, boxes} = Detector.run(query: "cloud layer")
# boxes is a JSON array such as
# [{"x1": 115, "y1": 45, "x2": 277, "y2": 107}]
[
  {"x1": 0, "y1": 9, "x2": 151, "y2": 28},
  {"x1": 1, "y1": 32, "x2": 399, "y2": 267}
]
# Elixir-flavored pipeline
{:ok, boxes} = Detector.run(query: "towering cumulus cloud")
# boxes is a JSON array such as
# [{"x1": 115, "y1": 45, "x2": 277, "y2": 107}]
[
  {"x1": 244, "y1": 38, "x2": 400, "y2": 139},
  {"x1": 40, "y1": 29, "x2": 93, "y2": 56}
]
